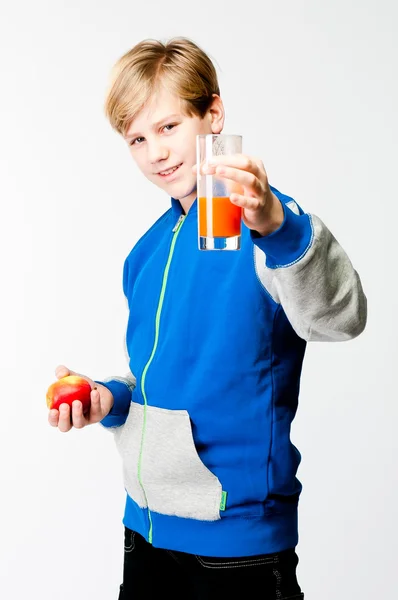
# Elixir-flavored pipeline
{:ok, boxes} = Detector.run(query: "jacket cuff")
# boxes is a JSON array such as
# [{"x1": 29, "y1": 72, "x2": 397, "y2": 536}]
[
  {"x1": 95, "y1": 379, "x2": 131, "y2": 427},
  {"x1": 251, "y1": 201, "x2": 313, "y2": 268}
]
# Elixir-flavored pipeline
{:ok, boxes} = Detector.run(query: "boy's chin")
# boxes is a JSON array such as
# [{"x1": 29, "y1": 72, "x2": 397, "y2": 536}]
[{"x1": 162, "y1": 182, "x2": 196, "y2": 201}]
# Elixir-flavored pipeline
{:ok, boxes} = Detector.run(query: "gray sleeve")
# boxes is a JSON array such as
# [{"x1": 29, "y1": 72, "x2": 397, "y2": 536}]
[
  {"x1": 254, "y1": 214, "x2": 367, "y2": 341},
  {"x1": 101, "y1": 334, "x2": 136, "y2": 390},
  {"x1": 97, "y1": 336, "x2": 136, "y2": 429},
  {"x1": 101, "y1": 372, "x2": 136, "y2": 390}
]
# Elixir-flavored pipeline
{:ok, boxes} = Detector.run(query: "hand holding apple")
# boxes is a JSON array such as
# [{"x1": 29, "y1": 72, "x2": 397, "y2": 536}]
[{"x1": 47, "y1": 365, "x2": 114, "y2": 433}]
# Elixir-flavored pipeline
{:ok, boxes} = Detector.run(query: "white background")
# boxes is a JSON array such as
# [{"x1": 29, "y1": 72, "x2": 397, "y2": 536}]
[{"x1": 0, "y1": 0, "x2": 397, "y2": 598}]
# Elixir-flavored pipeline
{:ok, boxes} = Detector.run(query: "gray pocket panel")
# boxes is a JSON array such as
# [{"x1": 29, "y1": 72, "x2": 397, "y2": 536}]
[{"x1": 114, "y1": 402, "x2": 222, "y2": 521}]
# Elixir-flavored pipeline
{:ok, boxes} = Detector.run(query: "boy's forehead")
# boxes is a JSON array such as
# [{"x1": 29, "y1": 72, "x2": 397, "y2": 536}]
[{"x1": 126, "y1": 89, "x2": 184, "y2": 135}]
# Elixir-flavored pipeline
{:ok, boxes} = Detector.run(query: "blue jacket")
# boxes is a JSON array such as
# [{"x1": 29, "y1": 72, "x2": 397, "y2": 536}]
[{"x1": 98, "y1": 187, "x2": 366, "y2": 557}]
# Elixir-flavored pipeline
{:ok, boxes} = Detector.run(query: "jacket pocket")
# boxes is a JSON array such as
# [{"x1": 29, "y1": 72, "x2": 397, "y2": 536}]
[{"x1": 114, "y1": 402, "x2": 223, "y2": 521}]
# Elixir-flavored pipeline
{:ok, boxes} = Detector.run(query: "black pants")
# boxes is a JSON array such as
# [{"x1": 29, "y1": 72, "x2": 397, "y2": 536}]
[{"x1": 118, "y1": 527, "x2": 304, "y2": 599}]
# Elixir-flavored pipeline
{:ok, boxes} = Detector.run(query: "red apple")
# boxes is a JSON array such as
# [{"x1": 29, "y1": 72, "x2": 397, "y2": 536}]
[{"x1": 46, "y1": 375, "x2": 92, "y2": 413}]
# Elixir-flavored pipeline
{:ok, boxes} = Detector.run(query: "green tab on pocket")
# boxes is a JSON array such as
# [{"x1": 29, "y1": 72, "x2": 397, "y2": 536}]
[{"x1": 220, "y1": 491, "x2": 227, "y2": 511}]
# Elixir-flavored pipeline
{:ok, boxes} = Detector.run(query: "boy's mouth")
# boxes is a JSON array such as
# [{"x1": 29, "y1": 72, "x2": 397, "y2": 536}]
[{"x1": 157, "y1": 163, "x2": 183, "y2": 179}]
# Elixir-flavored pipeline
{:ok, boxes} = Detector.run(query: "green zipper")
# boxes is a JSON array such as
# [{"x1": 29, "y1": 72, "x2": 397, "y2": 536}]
[{"x1": 138, "y1": 214, "x2": 186, "y2": 544}]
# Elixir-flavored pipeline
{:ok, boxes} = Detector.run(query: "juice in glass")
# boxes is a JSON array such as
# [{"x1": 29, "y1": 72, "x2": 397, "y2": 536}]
[{"x1": 198, "y1": 196, "x2": 242, "y2": 238}]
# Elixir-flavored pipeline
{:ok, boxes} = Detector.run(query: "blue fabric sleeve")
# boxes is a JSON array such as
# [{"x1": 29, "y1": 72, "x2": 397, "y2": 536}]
[
  {"x1": 95, "y1": 379, "x2": 132, "y2": 428},
  {"x1": 250, "y1": 187, "x2": 313, "y2": 268}
]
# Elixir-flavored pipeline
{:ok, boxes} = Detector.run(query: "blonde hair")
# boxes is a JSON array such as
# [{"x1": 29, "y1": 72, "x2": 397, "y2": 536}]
[{"x1": 104, "y1": 37, "x2": 220, "y2": 136}]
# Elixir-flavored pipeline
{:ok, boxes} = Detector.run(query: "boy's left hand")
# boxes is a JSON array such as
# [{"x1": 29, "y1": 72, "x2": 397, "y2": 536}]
[{"x1": 194, "y1": 154, "x2": 284, "y2": 236}]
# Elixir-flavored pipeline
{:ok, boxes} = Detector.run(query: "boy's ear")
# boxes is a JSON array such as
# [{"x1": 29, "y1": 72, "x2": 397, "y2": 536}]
[{"x1": 208, "y1": 94, "x2": 225, "y2": 134}]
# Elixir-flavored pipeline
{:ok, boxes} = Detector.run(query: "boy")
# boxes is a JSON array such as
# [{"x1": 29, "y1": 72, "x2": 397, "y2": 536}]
[{"x1": 49, "y1": 37, "x2": 367, "y2": 599}]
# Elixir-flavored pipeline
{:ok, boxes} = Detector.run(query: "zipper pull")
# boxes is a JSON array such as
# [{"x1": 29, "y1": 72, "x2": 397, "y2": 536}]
[{"x1": 172, "y1": 214, "x2": 185, "y2": 232}]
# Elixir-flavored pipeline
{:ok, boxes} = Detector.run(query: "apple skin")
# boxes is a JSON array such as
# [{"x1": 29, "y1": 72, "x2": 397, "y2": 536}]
[{"x1": 46, "y1": 375, "x2": 92, "y2": 413}]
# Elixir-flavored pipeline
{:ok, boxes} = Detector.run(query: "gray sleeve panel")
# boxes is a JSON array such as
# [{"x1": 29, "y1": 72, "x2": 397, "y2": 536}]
[
  {"x1": 102, "y1": 373, "x2": 137, "y2": 391},
  {"x1": 102, "y1": 334, "x2": 136, "y2": 390},
  {"x1": 254, "y1": 214, "x2": 367, "y2": 342}
]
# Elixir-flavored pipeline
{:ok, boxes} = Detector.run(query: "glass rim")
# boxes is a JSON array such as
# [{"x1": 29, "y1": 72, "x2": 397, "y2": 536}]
[{"x1": 196, "y1": 133, "x2": 242, "y2": 140}]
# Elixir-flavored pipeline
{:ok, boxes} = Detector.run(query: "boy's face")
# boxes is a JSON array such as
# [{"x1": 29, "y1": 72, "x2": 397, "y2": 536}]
[{"x1": 124, "y1": 87, "x2": 224, "y2": 211}]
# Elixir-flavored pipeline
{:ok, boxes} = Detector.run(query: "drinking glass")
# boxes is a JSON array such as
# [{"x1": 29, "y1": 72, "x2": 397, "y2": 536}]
[{"x1": 196, "y1": 134, "x2": 243, "y2": 250}]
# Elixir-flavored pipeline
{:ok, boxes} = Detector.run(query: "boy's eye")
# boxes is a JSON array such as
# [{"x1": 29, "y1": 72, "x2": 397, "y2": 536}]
[
  {"x1": 129, "y1": 123, "x2": 177, "y2": 146},
  {"x1": 130, "y1": 137, "x2": 145, "y2": 146}
]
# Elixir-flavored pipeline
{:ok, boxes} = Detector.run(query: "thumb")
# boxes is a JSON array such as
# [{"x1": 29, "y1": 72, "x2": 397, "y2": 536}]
[{"x1": 55, "y1": 365, "x2": 77, "y2": 379}]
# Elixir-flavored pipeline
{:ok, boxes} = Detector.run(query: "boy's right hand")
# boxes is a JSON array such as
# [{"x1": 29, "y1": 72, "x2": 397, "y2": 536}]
[{"x1": 48, "y1": 365, "x2": 114, "y2": 433}]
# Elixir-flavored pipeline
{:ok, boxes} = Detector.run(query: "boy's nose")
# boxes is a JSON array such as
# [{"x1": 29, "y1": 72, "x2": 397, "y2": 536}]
[{"x1": 148, "y1": 143, "x2": 169, "y2": 164}]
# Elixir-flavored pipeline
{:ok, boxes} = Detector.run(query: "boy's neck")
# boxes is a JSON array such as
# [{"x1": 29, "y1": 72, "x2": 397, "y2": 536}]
[{"x1": 178, "y1": 195, "x2": 196, "y2": 215}]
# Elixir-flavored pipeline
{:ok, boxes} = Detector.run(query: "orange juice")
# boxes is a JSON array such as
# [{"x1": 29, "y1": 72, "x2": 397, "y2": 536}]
[{"x1": 199, "y1": 196, "x2": 242, "y2": 238}]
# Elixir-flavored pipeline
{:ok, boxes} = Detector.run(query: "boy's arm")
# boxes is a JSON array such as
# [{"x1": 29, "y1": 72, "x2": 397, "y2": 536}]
[
  {"x1": 252, "y1": 188, "x2": 367, "y2": 342},
  {"x1": 95, "y1": 372, "x2": 136, "y2": 428},
  {"x1": 97, "y1": 256, "x2": 137, "y2": 428}
]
